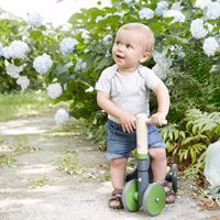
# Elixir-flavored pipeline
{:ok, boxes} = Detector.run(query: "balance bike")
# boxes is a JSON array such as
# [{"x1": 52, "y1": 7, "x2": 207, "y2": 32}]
[{"x1": 122, "y1": 113, "x2": 172, "y2": 216}]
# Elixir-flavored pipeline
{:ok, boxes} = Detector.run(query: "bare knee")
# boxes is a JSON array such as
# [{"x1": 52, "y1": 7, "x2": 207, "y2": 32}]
[
  {"x1": 111, "y1": 157, "x2": 127, "y2": 168},
  {"x1": 149, "y1": 148, "x2": 166, "y2": 161}
]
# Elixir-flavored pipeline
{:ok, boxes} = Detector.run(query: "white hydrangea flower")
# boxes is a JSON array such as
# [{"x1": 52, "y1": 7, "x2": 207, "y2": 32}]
[
  {"x1": 27, "y1": 12, "x2": 43, "y2": 27},
  {"x1": 170, "y1": 44, "x2": 185, "y2": 58},
  {"x1": 85, "y1": 86, "x2": 94, "y2": 93},
  {"x1": 203, "y1": 37, "x2": 219, "y2": 57},
  {"x1": 60, "y1": 37, "x2": 78, "y2": 55},
  {"x1": 195, "y1": 0, "x2": 212, "y2": 9},
  {"x1": 152, "y1": 52, "x2": 172, "y2": 79},
  {"x1": 33, "y1": 53, "x2": 53, "y2": 74},
  {"x1": 152, "y1": 63, "x2": 168, "y2": 79},
  {"x1": 47, "y1": 83, "x2": 63, "y2": 99},
  {"x1": 164, "y1": 10, "x2": 185, "y2": 24},
  {"x1": 6, "y1": 63, "x2": 23, "y2": 78},
  {"x1": 190, "y1": 18, "x2": 208, "y2": 39},
  {"x1": 75, "y1": 59, "x2": 87, "y2": 71},
  {"x1": 54, "y1": 108, "x2": 69, "y2": 125},
  {"x1": 103, "y1": 34, "x2": 113, "y2": 44},
  {"x1": 171, "y1": 2, "x2": 183, "y2": 11},
  {"x1": 155, "y1": 1, "x2": 169, "y2": 16},
  {"x1": 153, "y1": 51, "x2": 172, "y2": 68},
  {"x1": 2, "y1": 47, "x2": 11, "y2": 59},
  {"x1": 0, "y1": 42, "x2": 3, "y2": 57},
  {"x1": 139, "y1": 8, "x2": 154, "y2": 20},
  {"x1": 8, "y1": 40, "x2": 30, "y2": 59},
  {"x1": 206, "y1": 2, "x2": 220, "y2": 20},
  {"x1": 16, "y1": 76, "x2": 30, "y2": 90}
]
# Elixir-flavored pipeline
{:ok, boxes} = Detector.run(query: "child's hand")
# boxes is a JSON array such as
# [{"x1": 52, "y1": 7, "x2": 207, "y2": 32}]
[
  {"x1": 149, "y1": 112, "x2": 167, "y2": 126},
  {"x1": 119, "y1": 112, "x2": 136, "y2": 133}
]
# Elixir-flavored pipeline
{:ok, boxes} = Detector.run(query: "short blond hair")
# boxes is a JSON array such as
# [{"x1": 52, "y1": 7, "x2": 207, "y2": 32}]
[{"x1": 118, "y1": 22, "x2": 155, "y2": 54}]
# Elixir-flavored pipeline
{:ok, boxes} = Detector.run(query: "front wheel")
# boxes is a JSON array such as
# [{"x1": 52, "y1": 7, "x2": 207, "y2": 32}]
[{"x1": 143, "y1": 183, "x2": 166, "y2": 216}]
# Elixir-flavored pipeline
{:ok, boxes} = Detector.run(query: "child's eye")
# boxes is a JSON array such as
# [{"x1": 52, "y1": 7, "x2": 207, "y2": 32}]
[
  {"x1": 126, "y1": 44, "x2": 132, "y2": 48},
  {"x1": 115, "y1": 41, "x2": 120, "y2": 45}
]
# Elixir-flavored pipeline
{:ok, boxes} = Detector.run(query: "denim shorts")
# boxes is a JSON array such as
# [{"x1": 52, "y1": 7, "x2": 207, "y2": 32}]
[{"x1": 106, "y1": 119, "x2": 166, "y2": 160}]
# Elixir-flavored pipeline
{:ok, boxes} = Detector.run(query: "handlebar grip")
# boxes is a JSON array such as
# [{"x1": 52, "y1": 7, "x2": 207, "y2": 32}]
[{"x1": 144, "y1": 117, "x2": 167, "y2": 125}]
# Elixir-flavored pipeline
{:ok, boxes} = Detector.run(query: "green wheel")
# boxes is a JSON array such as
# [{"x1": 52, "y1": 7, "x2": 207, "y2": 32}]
[
  {"x1": 143, "y1": 183, "x2": 166, "y2": 216},
  {"x1": 122, "y1": 179, "x2": 140, "y2": 212}
]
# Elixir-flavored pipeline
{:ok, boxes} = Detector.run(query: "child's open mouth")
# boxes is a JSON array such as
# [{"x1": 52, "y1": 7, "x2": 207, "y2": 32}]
[{"x1": 116, "y1": 54, "x2": 124, "y2": 59}]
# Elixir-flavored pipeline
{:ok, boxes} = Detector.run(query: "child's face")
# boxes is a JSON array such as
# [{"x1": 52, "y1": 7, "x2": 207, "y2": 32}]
[{"x1": 112, "y1": 28, "x2": 150, "y2": 72}]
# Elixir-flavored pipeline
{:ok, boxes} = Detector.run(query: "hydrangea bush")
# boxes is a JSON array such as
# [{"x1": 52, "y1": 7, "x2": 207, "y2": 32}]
[
  {"x1": 0, "y1": 0, "x2": 220, "y2": 176},
  {"x1": 0, "y1": 0, "x2": 220, "y2": 132}
]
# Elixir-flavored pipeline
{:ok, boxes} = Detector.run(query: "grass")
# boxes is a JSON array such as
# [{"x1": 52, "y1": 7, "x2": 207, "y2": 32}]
[
  {"x1": 58, "y1": 150, "x2": 84, "y2": 175},
  {"x1": 0, "y1": 155, "x2": 16, "y2": 167},
  {"x1": 29, "y1": 176, "x2": 49, "y2": 189},
  {"x1": 0, "y1": 90, "x2": 51, "y2": 122},
  {"x1": 0, "y1": 137, "x2": 40, "y2": 167}
]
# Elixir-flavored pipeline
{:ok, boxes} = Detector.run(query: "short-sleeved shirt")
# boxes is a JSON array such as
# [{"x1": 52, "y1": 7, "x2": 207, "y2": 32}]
[{"x1": 95, "y1": 64, "x2": 163, "y2": 123}]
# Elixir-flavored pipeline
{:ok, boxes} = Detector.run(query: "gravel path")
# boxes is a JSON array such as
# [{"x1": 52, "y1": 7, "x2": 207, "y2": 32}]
[{"x1": 0, "y1": 111, "x2": 219, "y2": 220}]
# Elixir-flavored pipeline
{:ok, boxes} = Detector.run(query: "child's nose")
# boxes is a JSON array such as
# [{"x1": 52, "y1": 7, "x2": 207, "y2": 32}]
[{"x1": 118, "y1": 44, "x2": 125, "y2": 52}]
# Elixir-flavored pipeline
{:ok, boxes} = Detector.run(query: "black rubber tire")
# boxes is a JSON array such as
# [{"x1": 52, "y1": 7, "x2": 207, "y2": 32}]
[{"x1": 171, "y1": 164, "x2": 178, "y2": 193}]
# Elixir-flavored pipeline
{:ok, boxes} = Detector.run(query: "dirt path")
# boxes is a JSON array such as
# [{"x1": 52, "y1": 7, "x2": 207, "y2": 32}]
[{"x1": 0, "y1": 110, "x2": 219, "y2": 220}]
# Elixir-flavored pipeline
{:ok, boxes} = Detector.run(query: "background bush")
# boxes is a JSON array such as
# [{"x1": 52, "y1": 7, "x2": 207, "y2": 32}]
[{"x1": 1, "y1": 0, "x2": 220, "y2": 177}]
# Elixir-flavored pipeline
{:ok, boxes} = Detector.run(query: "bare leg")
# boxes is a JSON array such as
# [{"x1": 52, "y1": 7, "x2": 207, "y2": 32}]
[
  {"x1": 148, "y1": 148, "x2": 167, "y2": 183},
  {"x1": 149, "y1": 148, "x2": 175, "y2": 203},
  {"x1": 110, "y1": 157, "x2": 127, "y2": 190},
  {"x1": 108, "y1": 157, "x2": 127, "y2": 209}
]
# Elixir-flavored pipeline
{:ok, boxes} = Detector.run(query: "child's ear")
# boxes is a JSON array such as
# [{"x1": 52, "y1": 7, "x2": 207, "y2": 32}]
[{"x1": 139, "y1": 52, "x2": 151, "y2": 63}]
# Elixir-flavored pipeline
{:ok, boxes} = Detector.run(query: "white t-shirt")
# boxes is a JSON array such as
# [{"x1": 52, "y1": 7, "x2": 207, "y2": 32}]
[{"x1": 95, "y1": 64, "x2": 162, "y2": 123}]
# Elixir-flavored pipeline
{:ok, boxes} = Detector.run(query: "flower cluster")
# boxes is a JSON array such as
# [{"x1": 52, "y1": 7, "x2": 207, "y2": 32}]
[
  {"x1": 6, "y1": 40, "x2": 30, "y2": 59},
  {"x1": 6, "y1": 64, "x2": 23, "y2": 78},
  {"x1": 33, "y1": 53, "x2": 53, "y2": 74},
  {"x1": 54, "y1": 108, "x2": 69, "y2": 124},
  {"x1": 155, "y1": 1, "x2": 169, "y2": 16},
  {"x1": 139, "y1": 8, "x2": 154, "y2": 20},
  {"x1": 152, "y1": 52, "x2": 172, "y2": 79},
  {"x1": 103, "y1": 34, "x2": 113, "y2": 44},
  {"x1": 2, "y1": 47, "x2": 10, "y2": 59},
  {"x1": 203, "y1": 37, "x2": 219, "y2": 57},
  {"x1": 164, "y1": 10, "x2": 185, "y2": 24},
  {"x1": 46, "y1": 83, "x2": 63, "y2": 99},
  {"x1": 60, "y1": 37, "x2": 78, "y2": 55},
  {"x1": 195, "y1": 0, "x2": 212, "y2": 9},
  {"x1": 206, "y1": 2, "x2": 220, "y2": 20},
  {"x1": 190, "y1": 19, "x2": 207, "y2": 39},
  {"x1": 16, "y1": 76, "x2": 30, "y2": 90},
  {"x1": 27, "y1": 12, "x2": 43, "y2": 27}
]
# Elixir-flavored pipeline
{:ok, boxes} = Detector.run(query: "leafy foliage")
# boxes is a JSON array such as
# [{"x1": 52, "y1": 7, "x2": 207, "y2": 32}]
[{"x1": 161, "y1": 109, "x2": 220, "y2": 174}]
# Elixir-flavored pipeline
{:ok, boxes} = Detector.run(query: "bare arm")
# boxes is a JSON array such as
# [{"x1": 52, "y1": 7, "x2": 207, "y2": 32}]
[
  {"x1": 150, "y1": 82, "x2": 170, "y2": 125},
  {"x1": 97, "y1": 91, "x2": 136, "y2": 132}
]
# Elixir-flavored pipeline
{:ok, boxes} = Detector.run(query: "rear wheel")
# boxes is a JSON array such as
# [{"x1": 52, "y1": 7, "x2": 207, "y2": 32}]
[{"x1": 122, "y1": 179, "x2": 140, "y2": 212}]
